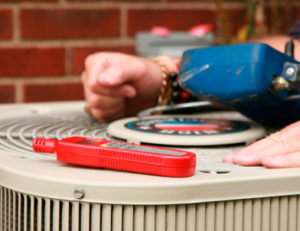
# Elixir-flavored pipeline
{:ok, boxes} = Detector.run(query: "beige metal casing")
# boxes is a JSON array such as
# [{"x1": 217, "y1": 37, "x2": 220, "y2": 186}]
[{"x1": 0, "y1": 101, "x2": 300, "y2": 231}]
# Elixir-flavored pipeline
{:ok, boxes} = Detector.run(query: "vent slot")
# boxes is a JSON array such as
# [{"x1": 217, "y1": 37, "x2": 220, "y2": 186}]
[
  {"x1": 1, "y1": 185, "x2": 299, "y2": 231},
  {"x1": 0, "y1": 111, "x2": 107, "y2": 159}
]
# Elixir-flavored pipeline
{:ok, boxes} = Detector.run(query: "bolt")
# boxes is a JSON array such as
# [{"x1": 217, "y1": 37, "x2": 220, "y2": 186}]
[
  {"x1": 74, "y1": 188, "x2": 85, "y2": 199},
  {"x1": 272, "y1": 76, "x2": 290, "y2": 91},
  {"x1": 285, "y1": 66, "x2": 295, "y2": 76}
]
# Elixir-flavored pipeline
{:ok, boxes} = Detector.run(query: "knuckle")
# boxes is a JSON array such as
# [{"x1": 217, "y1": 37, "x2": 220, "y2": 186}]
[
  {"x1": 90, "y1": 109, "x2": 105, "y2": 121},
  {"x1": 84, "y1": 54, "x2": 96, "y2": 68},
  {"x1": 91, "y1": 110, "x2": 115, "y2": 123},
  {"x1": 87, "y1": 80, "x2": 99, "y2": 92},
  {"x1": 89, "y1": 99, "x2": 99, "y2": 108},
  {"x1": 85, "y1": 52, "x2": 109, "y2": 69},
  {"x1": 89, "y1": 96, "x2": 112, "y2": 108},
  {"x1": 84, "y1": 55, "x2": 92, "y2": 68},
  {"x1": 89, "y1": 97, "x2": 104, "y2": 108}
]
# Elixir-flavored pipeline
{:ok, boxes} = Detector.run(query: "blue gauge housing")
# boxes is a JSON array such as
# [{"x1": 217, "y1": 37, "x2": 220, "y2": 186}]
[{"x1": 179, "y1": 43, "x2": 300, "y2": 129}]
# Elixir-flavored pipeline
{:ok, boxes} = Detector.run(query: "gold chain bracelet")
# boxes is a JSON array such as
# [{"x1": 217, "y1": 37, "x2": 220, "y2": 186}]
[{"x1": 152, "y1": 58, "x2": 173, "y2": 106}]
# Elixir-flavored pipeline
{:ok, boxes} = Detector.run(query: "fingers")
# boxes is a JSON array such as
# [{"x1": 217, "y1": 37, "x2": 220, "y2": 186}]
[
  {"x1": 82, "y1": 76, "x2": 128, "y2": 122},
  {"x1": 85, "y1": 93, "x2": 126, "y2": 122},
  {"x1": 90, "y1": 84, "x2": 136, "y2": 98},
  {"x1": 223, "y1": 137, "x2": 272, "y2": 163},
  {"x1": 222, "y1": 153, "x2": 234, "y2": 163},
  {"x1": 82, "y1": 71, "x2": 136, "y2": 98},
  {"x1": 96, "y1": 66, "x2": 127, "y2": 86},
  {"x1": 223, "y1": 121, "x2": 300, "y2": 168},
  {"x1": 89, "y1": 103, "x2": 126, "y2": 122},
  {"x1": 81, "y1": 51, "x2": 172, "y2": 120},
  {"x1": 83, "y1": 53, "x2": 127, "y2": 90},
  {"x1": 84, "y1": 52, "x2": 147, "y2": 88},
  {"x1": 85, "y1": 91, "x2": 124, "y2": 109},
  {"x1": 223, "y1": 136, "x2": 274, "y2": 165},
  {"x1": 224, "y1": 132, "x2": 283, "y2": 166}
]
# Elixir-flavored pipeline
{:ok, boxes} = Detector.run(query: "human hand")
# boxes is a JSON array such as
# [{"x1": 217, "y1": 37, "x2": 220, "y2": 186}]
[
  {"x1": 223, "y1": 120, "x2": 300, "y2": 168},
  {"x1": 82, "y1": 52, "x2": 177, "y2": 122}
]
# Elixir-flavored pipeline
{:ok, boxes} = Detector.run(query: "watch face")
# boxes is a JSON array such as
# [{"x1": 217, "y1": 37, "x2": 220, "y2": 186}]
[{"x1": 125, "y1": 118, "x2": 248, "y2": 136}]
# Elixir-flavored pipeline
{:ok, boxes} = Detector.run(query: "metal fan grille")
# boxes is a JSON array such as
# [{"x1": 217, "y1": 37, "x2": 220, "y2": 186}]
[
  {"x1": 0, "y1": 110, "x2": 245, "y2": 173},
  {"x1": 0, "y1": 111, "x2": 107, "y2": 159},
  {"x1": 1, "y1": 185, "x2": 299, "y2": 231}
]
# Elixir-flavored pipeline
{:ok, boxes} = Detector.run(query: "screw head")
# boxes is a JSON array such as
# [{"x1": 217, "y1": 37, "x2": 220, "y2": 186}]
[
  {"x1": 285, "y1": 66, "x2": 295, "y2": 76},
  {"x1": 74, "y1": 188, "x2": 85, "y2": 199}
]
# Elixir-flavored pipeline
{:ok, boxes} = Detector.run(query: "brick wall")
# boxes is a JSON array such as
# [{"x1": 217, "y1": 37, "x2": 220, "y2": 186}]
[{"x1": 0, "y1": 0, "x2": 299, "y2": 103}]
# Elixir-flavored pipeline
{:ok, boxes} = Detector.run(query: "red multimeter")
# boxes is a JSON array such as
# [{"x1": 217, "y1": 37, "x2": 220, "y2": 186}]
[{"x1": 32, "y1": 136, "x2": 196, "y2": 177}]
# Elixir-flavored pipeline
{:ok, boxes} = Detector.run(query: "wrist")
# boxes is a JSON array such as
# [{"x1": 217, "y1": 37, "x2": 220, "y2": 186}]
[
  {"x1": 152, "y1": 55, "x2": 179, "y2": 73},
  {"x1": 151, "y1": 56, "x2": 196, "y2": 107},
  {"x1": 151, "y1": 56, "x2": 180, "y2": 106}
]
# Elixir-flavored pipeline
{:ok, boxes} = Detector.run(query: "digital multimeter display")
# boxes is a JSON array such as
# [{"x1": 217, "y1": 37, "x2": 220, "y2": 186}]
[
  {"x1": 33, "y1": 137, "x2": 196, "y2": 177},
  {"x1": 101, "y1": 141, "x2": 186, "y2": 156}
]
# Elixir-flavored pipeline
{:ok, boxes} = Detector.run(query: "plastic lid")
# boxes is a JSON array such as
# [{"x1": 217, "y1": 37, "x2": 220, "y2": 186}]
[
  {"x1": 189, "y1": 24, "x2": 213, "y2": 37},
  {"x1": 150, "y1": 26, "x2": 171, "y2": 37}
]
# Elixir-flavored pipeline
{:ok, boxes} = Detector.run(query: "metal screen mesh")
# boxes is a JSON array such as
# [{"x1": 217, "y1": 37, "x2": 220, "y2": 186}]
[
  {"x1": 0, "y1": 110, "x2": 246, "y2": 173},
  {"x1": 0, "y1": 111, "x2": 107, "y2": 159}
]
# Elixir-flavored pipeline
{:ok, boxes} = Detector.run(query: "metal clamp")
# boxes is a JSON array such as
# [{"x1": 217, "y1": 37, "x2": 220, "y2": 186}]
[
  {"x1": 272, "y1": 62, "x2": 300, "y2": 92},
  {"x1": 137, "y1": 101, "x2": 212, "y2": 117},
  {"x1": 282, "y1": 62, "x2": 300, "y2": 91}
]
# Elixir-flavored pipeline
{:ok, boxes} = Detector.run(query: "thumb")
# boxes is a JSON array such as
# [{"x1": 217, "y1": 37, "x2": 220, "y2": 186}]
[
  {"x1": 117, "y1": 84, "x2": 136, "y2": 98},
  {"x1": 92, "y1": 83, "x2": 137, "y2": 98},
  {"x1": 97, "y1": 66, "x2": 137, "y2": 98}
]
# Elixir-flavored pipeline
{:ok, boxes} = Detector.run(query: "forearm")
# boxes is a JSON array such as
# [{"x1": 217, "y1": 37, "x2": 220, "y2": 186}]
[
  {"x1": 250, "y1": 35, "x2": 300, "y2": 61},
  {"x1": 153, "y1": 35, "x2": 300, "y2": 73}
]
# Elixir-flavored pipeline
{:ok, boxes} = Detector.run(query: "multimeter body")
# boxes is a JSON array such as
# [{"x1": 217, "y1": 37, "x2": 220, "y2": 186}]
[
  {"x1": 32, "y1": 137, "x2": 196, "y2": 177},
  {"x1": 179, "y1": 42, "x2": 300, "y2": 129}
]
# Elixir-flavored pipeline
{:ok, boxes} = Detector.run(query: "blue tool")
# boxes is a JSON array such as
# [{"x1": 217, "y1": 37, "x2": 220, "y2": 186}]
[{"x1": 179, "y1": 42, "x2": 300, "y2": 129}]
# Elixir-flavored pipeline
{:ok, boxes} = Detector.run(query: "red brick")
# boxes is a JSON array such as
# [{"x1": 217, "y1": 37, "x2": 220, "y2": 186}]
[
  {"x1": 225, "y1": 8, "x2": 247, "y2": 35},
  {"x1": 71, "y1": 46, "x2": 135, "y2": 74},
  {"x1": 21, "y1": 8, "x2": 120, "y2": 39},
  {"x1": 23, "y1": 82, "x2": 84, "y2": 102},
  {"x1": 264, "y1": 6, "x2": 300, "y2": 34},
  {"x1": 0, "y1": 10, "x2": 12, "y2": 39},
  {"x1": 0, "y1": 47, "x2": 65, "y2": 76},
  {"x1": 127, "y1": 9, "x2": 215, "y2": 36},
  {"x1": 293, "y1": 6, "x2": 300, "y2": 20},
  {"x1": 291, "y1": 8, "x2": 300, "y2": 29},
  {"x1": 0, "y1": 85, "x2": 15, "y2": 103}
]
